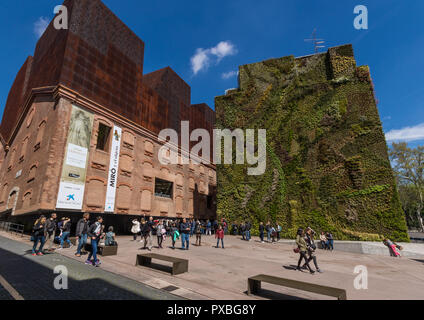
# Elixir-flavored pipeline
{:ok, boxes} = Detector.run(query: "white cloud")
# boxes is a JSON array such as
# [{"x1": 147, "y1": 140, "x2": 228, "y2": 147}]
[
  {"x1": 385, "y1": 123, "x2": 424, "y2": 142},
  {"x1": 34, "y1": 17, "x2": 50, "y2": 38},
  {"x1": 190, "y1": 41, "x2": 237, "y2": 75},
  {"x1": 221, "y1": 70, "x2": 238, "y2": 79}
]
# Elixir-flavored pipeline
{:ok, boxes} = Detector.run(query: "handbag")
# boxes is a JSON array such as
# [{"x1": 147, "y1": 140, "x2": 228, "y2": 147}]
[{"x1": 293, "y1": 248, "x2": 300, "y2": 253}]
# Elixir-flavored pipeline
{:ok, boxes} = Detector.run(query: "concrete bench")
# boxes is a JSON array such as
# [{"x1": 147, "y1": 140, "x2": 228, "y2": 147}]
[
  {"x1": 136, "y1": 253, "x2": 188, "y2": 275},
  {"x1": 247, "y1": 274, "x2": 347, "y2": 300},
  {"x1": 85, "y1": 243, "x2": 118, "y2": 256}
]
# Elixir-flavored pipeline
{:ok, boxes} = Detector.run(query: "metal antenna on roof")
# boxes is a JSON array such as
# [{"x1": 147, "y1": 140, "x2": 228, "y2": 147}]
[{"x1": 304, "y1": 28, "x2": 326, "y2": 53}]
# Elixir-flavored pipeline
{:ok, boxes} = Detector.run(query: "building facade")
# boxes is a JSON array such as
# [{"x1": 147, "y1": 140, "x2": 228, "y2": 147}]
[{"x1": 0, "y1": 0, "x2": 216, "y2": 227}]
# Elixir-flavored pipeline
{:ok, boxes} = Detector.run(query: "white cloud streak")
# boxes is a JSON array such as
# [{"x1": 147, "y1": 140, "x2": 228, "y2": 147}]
[
  {"x1": 190, "y1": 41, "x2": 237, "y2": 75},
  {"x1": 221, "y1": 70, "x2": 238, "y2": 79},
  {"x1": 34, "y1": 17, "x2": 50, "y2": 39},
  {"x1": 385, "y1": 123, "x2": 424, "y2": 142}
]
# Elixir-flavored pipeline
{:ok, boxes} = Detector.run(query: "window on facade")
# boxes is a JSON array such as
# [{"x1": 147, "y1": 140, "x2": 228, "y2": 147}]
[
  {"x1": 20, "y1": 137, "x2": 29, "y2": 162},
  {"x1": 8, "y1": 149, "x2": 16, "y2": 170},
  {"x1": 96, "y1": 123, "x2": 111, "y2": 151},
  {"x1": 35, "y1": 121, "x2": 46, "y2": 151},
  {"x1": 154, "y1": 178, "x2": 173, "y2": 199}
]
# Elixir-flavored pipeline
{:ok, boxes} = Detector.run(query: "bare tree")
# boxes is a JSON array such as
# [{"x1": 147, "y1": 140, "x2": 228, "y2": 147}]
[{"x1": 390, "y1": 142, "x2": 424, "y2": 231}]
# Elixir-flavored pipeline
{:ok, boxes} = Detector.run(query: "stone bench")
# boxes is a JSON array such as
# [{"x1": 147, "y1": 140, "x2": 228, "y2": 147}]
[
  {"x1": 85, "y1": 243, "x2": 118, "y2": 256},
  {"x1": 136, "y1": 253, "x2": 188, "y2": 275},
  {"x1": 247, "y1": 274, "x2": 347, "y2": 300}
]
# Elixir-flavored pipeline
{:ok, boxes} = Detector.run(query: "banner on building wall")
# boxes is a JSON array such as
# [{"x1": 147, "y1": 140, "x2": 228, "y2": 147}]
[
  {"x1": 104, "y1": 126, "x2": 122, "y2": 213},
  {"x1": 56, "y1": 105, "x2": 94, "y2": 210}
]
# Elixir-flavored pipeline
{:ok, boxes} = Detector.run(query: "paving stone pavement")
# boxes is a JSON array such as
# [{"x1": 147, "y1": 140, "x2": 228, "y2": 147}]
[{"x1": 0, "y1": 235, "x2": 183, "y2": 300}]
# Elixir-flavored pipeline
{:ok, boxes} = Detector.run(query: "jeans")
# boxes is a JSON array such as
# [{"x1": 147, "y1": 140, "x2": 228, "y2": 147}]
[
  {"x1": 157, "y1": 236, "x2": 163, "y2": 248},
  {"x1": 77, "y1": 234, "x2": 88, "y2": 254},
  {"x1": 181, "y1": 233, "x2": 189, "y2": 249},
  {"x1": 32, "y1": 236, "x2": 45, "y2": 254},
  {"x1": 246, "y1": 230, "x2": 251, "y2": 241},
  {"x1": 327, "y1": 239, "x2": 334, "y2": 250},
  {"x1": 216, "y1": 238, "x2": 224, "y2": 248},
  {"x1": 260, "y1": 232, "x2": 264, "y2": 242},
  {"x1": 267, "y1": 231, "x2": 271, "y2": 242},
  {"x1": 88, "y1": 238, "x2": 98, "y2": 262},
  {"x1": 60, "y1": 231, "x2": 71, "y2": 248}
]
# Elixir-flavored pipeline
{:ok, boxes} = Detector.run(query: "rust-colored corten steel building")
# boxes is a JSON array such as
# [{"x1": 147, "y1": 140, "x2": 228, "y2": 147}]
[{"x1": 0, "y1": 0, "x2": 216, "y2": 229}]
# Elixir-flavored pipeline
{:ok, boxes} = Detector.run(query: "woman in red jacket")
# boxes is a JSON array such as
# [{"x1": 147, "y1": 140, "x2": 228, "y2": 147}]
[{"x1": 215, "y1": 225, "x2": 225, "y2": 249}]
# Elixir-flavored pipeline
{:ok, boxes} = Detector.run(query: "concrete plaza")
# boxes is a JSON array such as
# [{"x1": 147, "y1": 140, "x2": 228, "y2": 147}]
[{"x1": 1, "y1": 230, "x2": 424, "y2": 300}]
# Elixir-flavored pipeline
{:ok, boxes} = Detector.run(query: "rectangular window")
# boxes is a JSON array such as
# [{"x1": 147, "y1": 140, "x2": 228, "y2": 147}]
[
  {"x1": 96, "y1": 123, "x2": 111, "y2": 151},
  {"x1": 154, "y1": 178, "x2": 173, "y2": 199}
]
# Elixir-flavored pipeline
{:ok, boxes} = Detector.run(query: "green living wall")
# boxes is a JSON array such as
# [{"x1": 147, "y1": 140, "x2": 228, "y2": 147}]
[{"x1": 215, "y1": 44, "x2": 409, "y2": 242}]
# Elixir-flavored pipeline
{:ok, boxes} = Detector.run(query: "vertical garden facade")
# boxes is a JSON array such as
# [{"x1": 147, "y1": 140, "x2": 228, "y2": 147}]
[{"x1": 215, "y1": 44, "x2": 409, "y2": 242}]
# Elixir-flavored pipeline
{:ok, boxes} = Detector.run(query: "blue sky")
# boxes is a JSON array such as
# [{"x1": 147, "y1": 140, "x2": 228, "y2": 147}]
[{"x1": 0, "y1": 0, "x2": 423, "y2": 146}]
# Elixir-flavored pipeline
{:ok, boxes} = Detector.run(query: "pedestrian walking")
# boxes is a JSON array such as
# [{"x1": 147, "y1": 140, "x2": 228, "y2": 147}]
[
  {"x1": 170, "y1": 222, "x2": 179, "y2": 249},
  {"x1": 58, "y1": 217, "x2": 72, "y2": 250},
  {"x1": 44, "y1": 213, "x2": 57, "y2": 252},
  {"x1": 295, "y1": 228, "x2": 314, "y2": 274},
  {"x1": 195, "y1": 220, "x2": 202, "y2": 246},
  {"x1": 140, "y1": 219, "x2": 152, "y2": 251},
  {"x1": 75, "y1": 213, "x2": 90, "y2": 257},
  {"x1": 215, "y1": 225, "x2": 225, "y2": 248},
  {"x1": 31, "y1": 215, "x2": 47, "y2": 256},
  {"x1": 156, "y1": 220, "x2": 165, "y2": 249},
  {"x1": 86, "y1": 216, "x2": 104, "y2": 267},
  {"x1": 302, "y1": 227, "x2": 322, "y2": 273}
]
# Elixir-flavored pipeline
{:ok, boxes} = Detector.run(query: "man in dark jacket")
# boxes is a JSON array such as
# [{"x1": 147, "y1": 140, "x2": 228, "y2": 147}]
[
  {"x1": 75, "y1": 213, "x2": 90, "y2": 257},
  {"x1": 259, "y1": 222, "x2": 265, "y2": 243},
  {"x1": 180, "y1": 218, "x2": 190, "y2": 250},
  {"x1": 140, "y1": 219, "x2": 152, "y2": 251},
  {"x1": 86, "y1": 216, "x2": 103, "y2": 267},
  {"x1": 44, "y1": 213, "x2": 57, "y2": 252}
]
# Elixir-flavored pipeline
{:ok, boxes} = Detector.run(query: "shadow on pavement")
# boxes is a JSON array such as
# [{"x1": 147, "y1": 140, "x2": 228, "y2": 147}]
[{"x1": 0, "y1": 244, "x2": 165, "y2": 300}]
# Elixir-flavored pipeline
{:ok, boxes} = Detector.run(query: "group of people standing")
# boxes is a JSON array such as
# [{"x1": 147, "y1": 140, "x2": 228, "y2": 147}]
[
  {"x1": 130, "y1": 217, "x2": 226, "y2": 250},
  {"x1": 31, "y1": 213, "x2": 116, "y2": 267}
]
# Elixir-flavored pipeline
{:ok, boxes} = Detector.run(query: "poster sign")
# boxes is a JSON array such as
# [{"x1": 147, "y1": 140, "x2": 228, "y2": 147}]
[
  {"x1": 56, "y1": 105, "x2": 94, "y2": 210},
  {"x1": 104, "y1": 126, "x2": 122, "y2": 212}
]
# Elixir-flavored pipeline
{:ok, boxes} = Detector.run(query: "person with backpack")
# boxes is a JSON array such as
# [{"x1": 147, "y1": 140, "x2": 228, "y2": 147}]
[
  {"x1": 75, "y1": 213, "x2": 90, "y2": 257},
  {"x1": 44, "y1": 213, "x2": 57, "y2": 252},
  {"x1": 195, "y1": 220, "x2": 203, "y2": 246},
  {"x1": 215, "y1": 225, "x2": 225, "y2": 249},
  {"x1": 32, "y1": 215, "x2": 47, "y2": 256},
  {"x1": 58, "y1": 217, "x2": 72, "y2": 250},
  {"x1": 86, "y1": 216, "x2": 103, "y2": 267}
]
